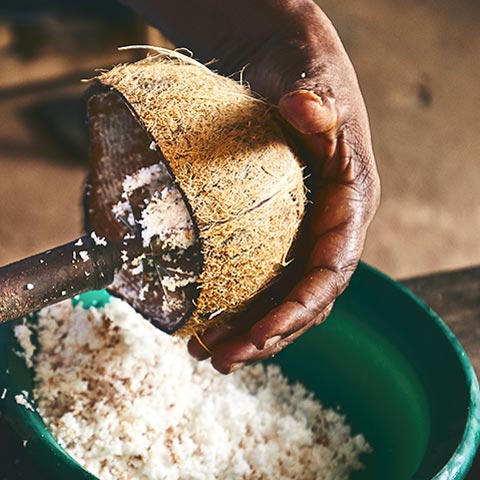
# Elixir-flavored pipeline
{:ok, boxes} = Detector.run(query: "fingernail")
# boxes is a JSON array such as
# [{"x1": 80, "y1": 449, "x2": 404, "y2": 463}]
[
  {"x1": 278, "y1": 90, "x2": 338, "y2": 136},
  {"x1": 228, "y1": 362, "x2": 245, "y2": 373},
  {"x1": 263, "y1": 335, "x2": 283, "y2": 349}
]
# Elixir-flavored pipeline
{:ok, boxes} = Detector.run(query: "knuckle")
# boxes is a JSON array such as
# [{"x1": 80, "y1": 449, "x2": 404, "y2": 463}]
[
  {"x1": 334, "y1": 263, "x2": 356, "y2": 296},
  {"x1": 359, "y1": 159, "x2": 381, "y2": 221},
  {"x1": 338, "y1": 122, "x2": 381, "y2": 222}
]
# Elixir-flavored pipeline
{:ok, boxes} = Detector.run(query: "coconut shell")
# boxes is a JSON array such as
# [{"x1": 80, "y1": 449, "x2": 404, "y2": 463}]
[{"x1": 89, "y1": 49, "x2": 306, "y2": 336}]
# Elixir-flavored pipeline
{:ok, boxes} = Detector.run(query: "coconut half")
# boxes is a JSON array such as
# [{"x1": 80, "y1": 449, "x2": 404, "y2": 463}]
[{"x1": 86, "y1": 49, "x2": 306, "y2": 336}]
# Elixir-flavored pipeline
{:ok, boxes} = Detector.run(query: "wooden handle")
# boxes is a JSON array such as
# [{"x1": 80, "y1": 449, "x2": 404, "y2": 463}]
[{"x1": 0, "y1": 235, "x2": 121, "y2": 323}]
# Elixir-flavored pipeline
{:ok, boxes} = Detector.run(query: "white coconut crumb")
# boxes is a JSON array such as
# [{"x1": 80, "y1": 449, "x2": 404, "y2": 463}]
[
  {"x1": 121, "y1": 250, "x2": 129, "y2": 264},
  {"x1": 119, "y1": 164, "x2": 196, "y2": 252},
  {"x1": 1, "y1": 388, "x2": 7, "y2": 400},
  {"x1": 140, "y1": 189, "x2": 195, "y2": 250},
  {"x1": 15, "y1": 393, "x2": 34, "y2": 411},
  {"x1": 160, "y1": 272, "x2": 196, "y2": 292},
  {"x1": 23, "y1": 440, "x2": 28, "y2": 447},
  {"x1": 208, "y1": 308, "x2": 226, "y2": 320},
  {"x1": 138, "y1": 283, "x2": 150, "y2": 301},
  {"x1": 112, "y1": 199, "x2": 135, "y2": 227},
  {"x1": 112, "y1": 164, "x2": 199, "y2": 308},
  {"x1": 149, "y1": 140, "x2": 158, "y2": 151},
  {"x1": 14, "y1": 324, "x2": 35, "y2": 368},
  {"x1": 90, "y1": 232, "x2": 107, "y2": 246},
  {"x1": 123, "y1": 164, "x2": 165, "y2": 194},
  {"x1": 75, "y1": 239, "x2": 84, "y2": 247},
  {"x1": 15, "y1": 299, "x2": 370, "y2": 480},
  {"x1": 26, "y1": 283, "x2": 34, "y2": 290},
  {"x1": 79, "y1": 251, "x2": 90, "y2": 262},
  {"x1": 130, "y1": 261, "x2": 144, "y2": 276}
]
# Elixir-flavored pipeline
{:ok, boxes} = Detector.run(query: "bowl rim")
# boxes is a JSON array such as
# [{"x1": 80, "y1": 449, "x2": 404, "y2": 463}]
[{"x1": 361, "y1": 263, "x2": 480, "y2": 479}]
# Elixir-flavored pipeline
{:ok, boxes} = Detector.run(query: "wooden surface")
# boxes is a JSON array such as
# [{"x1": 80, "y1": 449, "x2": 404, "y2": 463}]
[{"x1": 0, "y1": 265, "x2": 479, "y2": 479}]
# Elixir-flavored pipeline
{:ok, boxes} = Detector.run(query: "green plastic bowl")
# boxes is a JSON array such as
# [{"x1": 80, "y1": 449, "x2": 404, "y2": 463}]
[{"x1": 0, "y1": 263, "x2": 479, "y2": 479}]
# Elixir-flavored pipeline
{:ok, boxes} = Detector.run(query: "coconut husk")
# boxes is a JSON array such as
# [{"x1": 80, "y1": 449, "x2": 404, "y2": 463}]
[{"x1": 89, "y1": 48, "x2": 306, "y2": 336}]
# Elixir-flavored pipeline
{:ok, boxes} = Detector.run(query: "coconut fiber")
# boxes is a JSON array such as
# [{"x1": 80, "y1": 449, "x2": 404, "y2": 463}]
[{"x1": 87, "y1": 48, "x2": 306, "y2": 336}]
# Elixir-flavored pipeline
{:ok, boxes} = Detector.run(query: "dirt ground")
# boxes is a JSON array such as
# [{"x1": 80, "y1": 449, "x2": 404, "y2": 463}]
[{"x1": 0, "y1": 0, "x2": 479, "y2": 280}]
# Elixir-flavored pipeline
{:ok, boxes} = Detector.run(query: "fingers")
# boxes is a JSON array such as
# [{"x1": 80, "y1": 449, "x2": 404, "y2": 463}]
[
  {"x1": 156, "y1": 0, "x2": 378, "y2": 373},
  {"x1": 249, "y1": 131, "x2": 377, "y2": 359},
  {"x1": 278, "y1": 90, "x2": 341, "y2": 163},
  {"x1": 277, "y1": 82, "x2": 379, "y2": 218},
  {"x1": 250, "y1": 273, "x2": 338, "y2": 349},
  {"x1": 211, "y1": 311, "x2": 327, "y2": 374},
  {"x1": 189, "y1": 128, "x2": 379, "y2": 374},
  {"x1": 187, "y1": 319, "x2": 252, "y2": 361},
  {"x1": 187, "y1": 279, "x2": 294, "y2": 360},
  {"x1": 249, "y1": 204, "x2": 363, "y2": 351}
]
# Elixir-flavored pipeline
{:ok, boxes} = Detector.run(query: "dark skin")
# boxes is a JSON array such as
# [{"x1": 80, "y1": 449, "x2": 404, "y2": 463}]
[{"x1": 124, "y1": 0, "x2": 381, "y2": 373}]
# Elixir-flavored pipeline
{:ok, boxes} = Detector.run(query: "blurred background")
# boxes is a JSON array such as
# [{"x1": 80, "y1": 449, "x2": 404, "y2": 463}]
[{"x1": 0, "y1": 0, "x2": 478, "y2": 280}]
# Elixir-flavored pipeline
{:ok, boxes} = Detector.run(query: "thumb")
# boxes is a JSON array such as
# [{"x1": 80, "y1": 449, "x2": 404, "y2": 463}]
[
  {"x1": 278, "y1": 89, "x2": 342, "y2": 162},
  {"x1": 278, "y1": 89, "x2": 339, "y2": 136}
]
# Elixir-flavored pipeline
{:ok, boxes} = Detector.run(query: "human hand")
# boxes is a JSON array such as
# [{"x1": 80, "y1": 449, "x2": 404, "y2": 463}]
[{"x1": 124, "y1": 0, "x2": 381, "y2": 373}]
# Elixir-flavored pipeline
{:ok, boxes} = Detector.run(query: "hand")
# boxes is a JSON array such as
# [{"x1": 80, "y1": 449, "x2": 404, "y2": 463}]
[{"x1": 124, "y1": 0, "x2": 381, "y2": 373}]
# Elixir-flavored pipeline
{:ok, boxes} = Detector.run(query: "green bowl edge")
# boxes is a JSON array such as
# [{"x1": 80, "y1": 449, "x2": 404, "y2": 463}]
[{"x1": 359, "y1": 263, "x2": 480, "y2": 479}]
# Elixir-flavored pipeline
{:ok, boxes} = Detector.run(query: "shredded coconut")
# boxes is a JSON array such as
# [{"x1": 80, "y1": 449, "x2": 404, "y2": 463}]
[
  {"x1": 15, "y1": 392, "x2": 34, "y2": 411},
  {"x1": 79, "y1": 251, "x2": 90, "y2": 262},
  {"x1": 120, "y1": 250, "x2": 129, "y2": 264},
  {"x1": 14, "y1": 324, "x2": 35, "y2": 368},
  {"x1": 26, "y1": 283, "x2": 34, "y2": 290},
  {"x1": 15, "y1": 299, "x2": 369, "y2": 480},
  {"x1": 115, "y1": 164, "x2": 196, "y2": 252},
  {"x1": 109, "y1": 163, "x2": 199, "y2": 325},
  {"x1": 112, "y1": 199, "x2": 134, "y2": 227},
  {"x1": 139, "y1": 189, "x2": 195, "y2": 251},
  {"x1": 90, "y1": 232, "x2": 108, "y2": 246}
]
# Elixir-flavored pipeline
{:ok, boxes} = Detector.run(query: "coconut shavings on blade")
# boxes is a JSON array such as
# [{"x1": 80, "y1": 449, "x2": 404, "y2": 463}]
[
  {"x1": 107, "y1": 158, "x2": 201, "y2": 330},
  {"x1": 16, "y1": 299, "x2": 370, "y2": 480},
  {"x1": 87, "y1": 89, "x2": 202, "y2": 333},
  {"x1": 117, "y1": 164, "x2": 196, "y2": 251}
]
